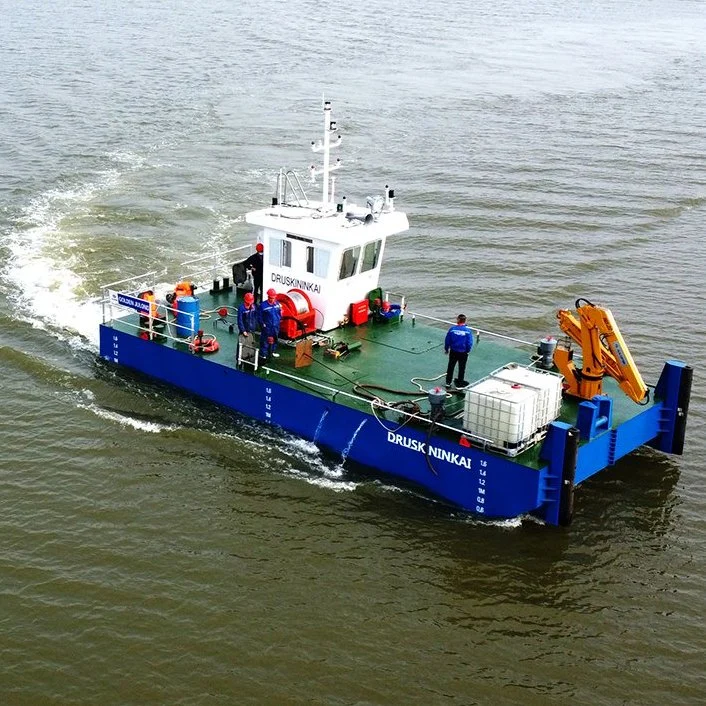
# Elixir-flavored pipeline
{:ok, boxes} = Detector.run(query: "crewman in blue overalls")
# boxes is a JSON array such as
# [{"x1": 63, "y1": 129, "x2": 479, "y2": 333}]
[
  {"x1": 237, "y1": 292, "x2": 259, "y2": 337},
  {"x1": 444, "y1": 314, "x2": 474, "y2": 388},
  {"x1": 259, "y1": 288, "x2": 282, "y2": 361}
]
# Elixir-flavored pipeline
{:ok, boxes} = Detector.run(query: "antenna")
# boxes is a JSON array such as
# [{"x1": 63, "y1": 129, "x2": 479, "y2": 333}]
[{"x1": 310, "y1": 100, "x2": 342, "y2": 207}]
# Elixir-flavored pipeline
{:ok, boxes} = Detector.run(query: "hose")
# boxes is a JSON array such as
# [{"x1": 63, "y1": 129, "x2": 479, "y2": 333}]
[
  {"x1": 638, "y1": 387, "x2": 652, "y2": 406},
  {"x1": 423, "y1": 409, "x2": 444, "y2": 476},
  {"x1": 302, "y1": 343, "x2": 435, "y2": 434}
]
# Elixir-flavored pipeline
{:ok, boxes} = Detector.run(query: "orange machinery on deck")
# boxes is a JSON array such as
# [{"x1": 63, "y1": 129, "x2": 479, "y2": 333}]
[{"x1": 554, "y1": 298, "x2": 648, "y2": 404}]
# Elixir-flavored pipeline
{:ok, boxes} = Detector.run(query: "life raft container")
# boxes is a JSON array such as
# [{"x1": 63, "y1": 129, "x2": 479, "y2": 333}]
[{"x1": 189, "y1": 331, "x2": 219, "y2": 355}]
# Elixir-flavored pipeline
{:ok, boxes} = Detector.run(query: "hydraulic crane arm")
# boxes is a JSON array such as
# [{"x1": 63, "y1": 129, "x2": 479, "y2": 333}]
[{"x1": 554, "y1": 298, "x2": 648, "y2": 404}]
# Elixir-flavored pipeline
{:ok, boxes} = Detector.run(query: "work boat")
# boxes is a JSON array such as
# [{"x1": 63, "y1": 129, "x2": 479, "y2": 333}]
[{"x1": 99, "y1": 101, "x2": 692, "y2": 526}]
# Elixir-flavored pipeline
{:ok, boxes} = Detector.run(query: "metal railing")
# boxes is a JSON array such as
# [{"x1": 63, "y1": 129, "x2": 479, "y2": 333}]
[
  {"x1": 102, "y1": 296, "x2": 199, "y2": 347},
  {"x1": 100, "y1": 271, "x2": 162, "y2": 325},
  {"x1": 179, "y1": 245, "x2": 253, "y2": 287},
  {"x1": 383, "y1": 290, "x2": 407, "y2": 316},
  {"x1": 101, "y1": 245, "x2": 253, "y2": 326},
  {"x1": 260, "y1": 364, "x2": 465, "y2": 437},
  {"x1": 408, "y1": 310, "x2": 535, "y2": 348},
  {"x1": 277, "y1": 168, "x2": 310, "y2": 207}
]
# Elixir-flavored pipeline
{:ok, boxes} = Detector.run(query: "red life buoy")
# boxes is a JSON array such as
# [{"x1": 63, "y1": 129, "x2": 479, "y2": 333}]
[{"x1": 189, "y1": 331, "x2": 220, "y2": 355}]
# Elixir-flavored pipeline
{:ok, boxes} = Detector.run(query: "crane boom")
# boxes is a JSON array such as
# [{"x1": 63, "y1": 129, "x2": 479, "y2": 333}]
[{"x1": 554, "y1": 298, "x2": 648, "y2": 403}]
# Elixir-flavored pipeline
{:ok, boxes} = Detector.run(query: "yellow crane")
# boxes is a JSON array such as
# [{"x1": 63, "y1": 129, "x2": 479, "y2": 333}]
[{"x1": 554, "y1": 298, "x2": 648, "y2": 404}]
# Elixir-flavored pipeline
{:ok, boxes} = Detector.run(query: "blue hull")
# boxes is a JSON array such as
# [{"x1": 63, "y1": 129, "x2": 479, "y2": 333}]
[{"x1": 99, "y1": 325, "x2": 689, "y2": 525}]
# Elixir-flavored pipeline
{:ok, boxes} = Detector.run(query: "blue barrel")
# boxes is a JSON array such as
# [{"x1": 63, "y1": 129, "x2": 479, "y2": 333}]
[{"x1": 175, "y1": 295, "x2": 200, "y2": 337}]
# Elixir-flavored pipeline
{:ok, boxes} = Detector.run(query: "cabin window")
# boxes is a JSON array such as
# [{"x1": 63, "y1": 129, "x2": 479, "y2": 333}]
[
  {"x1": 338, "y1": 246, "x2": 361, "y2": 280},
  {"x1": 360, "y1": 240, "x2": 382, "y2": 273},
  {"x1": 269, "y1": 238, "x2": 292, "y2": 268},
  {"x1": 281, "y1": 239, "x2": 292, "y2": 268},
  {"x1": 306, "y1": 246, "x2": 330, "y2": 278},
  {"x1": 268, "y1": 239, "x2": 280, "y2": 266}
]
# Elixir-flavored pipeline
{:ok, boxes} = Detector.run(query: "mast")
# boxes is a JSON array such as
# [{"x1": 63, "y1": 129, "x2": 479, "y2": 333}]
[{"x1": 310, "y1": 100, "x2": 342, "y2": 209}]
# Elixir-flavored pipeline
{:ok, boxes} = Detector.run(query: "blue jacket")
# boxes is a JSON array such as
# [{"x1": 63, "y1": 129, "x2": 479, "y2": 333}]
[
  {"x1": 445, "y1": 324, "x2": 473, "y2": 354},
  {"x1": 237, "y1": 302, "x2": 259, "y2": 334},
  {"x1": 259, "y1": 299, "x2": 282, "y2": 333}
]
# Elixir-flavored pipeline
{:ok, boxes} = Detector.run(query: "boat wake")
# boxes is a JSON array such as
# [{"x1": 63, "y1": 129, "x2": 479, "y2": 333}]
[
  {"x1": 200, "y1": 423, "x2": 360, "y2": 493},
  {"x1": 77, "y1": 400, "x2": 182, "y2": 434},
  {"x1": 69, "y1": 388, "x2": 182, "y2": 434},
  {"x1": 281, "y1": 467, "x2": 359, "y2": 493},
  {"x1": 278, "y1": 435, "x2": 360, "y2": 492},
  {"x1": 1, "y1": 151, "x2": 159, "y2": 351},
  {"x1": 455, "y1": 513, "x2": 528, "y2": 529},
  {"x1": 65, "y1": 388, "x2": 533, "y2": 521},
  {"x1": 2, "y1": 179, "x2": 114, "y2": 348}
]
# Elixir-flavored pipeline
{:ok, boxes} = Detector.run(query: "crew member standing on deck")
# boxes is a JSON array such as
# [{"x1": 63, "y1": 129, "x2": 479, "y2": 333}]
[
  {"x1": 259, "y1": 288, "x2": 282, "y2": 361},
  {"x1": 237, "y1": 292, "x2": 259, "y2": 337},
  {"x1": 243, "y1": 242, "x2": 264, "y2": 303},
  {"x1": 445, "y1": 314, "x2": 474, "y2": 388}
]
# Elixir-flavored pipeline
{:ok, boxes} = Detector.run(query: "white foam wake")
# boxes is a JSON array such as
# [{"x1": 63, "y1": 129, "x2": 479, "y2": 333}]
[
  {"x1": 2, "y1": 174, "x2": 123, "y2": 349},
  {"x1": 282, "y1": 467, "x2": 359, "y2": 493},
  {"x1": 76, "y1": 401, "x2": 180, "y2": 434},
  {"x1": 2, "y1": 149, "x2": 160, "y2": 350}
]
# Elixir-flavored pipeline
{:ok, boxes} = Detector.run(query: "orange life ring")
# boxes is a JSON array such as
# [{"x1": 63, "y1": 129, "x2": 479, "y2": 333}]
[{"x1": 189, "y1": 333, "x2": 220, "y2": 355}]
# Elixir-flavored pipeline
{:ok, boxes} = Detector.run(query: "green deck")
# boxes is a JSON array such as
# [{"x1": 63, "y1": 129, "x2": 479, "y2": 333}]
[{"x1": 111, "y1": 288, "x2": 652, "y2": 468}]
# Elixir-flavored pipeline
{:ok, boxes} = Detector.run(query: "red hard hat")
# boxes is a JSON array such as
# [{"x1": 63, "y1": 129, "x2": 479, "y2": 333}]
[
  {"x1": 267, "y1": 288, "x2": 277, "y2": 298},
  {"x1": 256, "y1": 243, "x2": 264, "y2": 253},
  {"x1": 243, "y1": 292, "x2": 254, "y2": 304}
]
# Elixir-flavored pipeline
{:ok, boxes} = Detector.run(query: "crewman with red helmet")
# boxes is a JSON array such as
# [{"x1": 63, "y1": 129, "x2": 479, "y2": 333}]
[
  {"x1": 243, "y1": 242, "x2": 264, "y2": 302},
  {"x1": 237, "y1": 292, "x2": 259, "y2": 337},
  {"x1": 259, "y1": 288, "x2": 282, "y2": 360}
]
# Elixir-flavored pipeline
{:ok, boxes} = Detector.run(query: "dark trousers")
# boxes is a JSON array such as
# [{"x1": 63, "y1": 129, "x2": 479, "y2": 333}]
[
  {"x1": 259, "y1": 326, "x2": 278, "y2": 359},
  {"x1": 253, "y1": 277, "x2": 263, "y2": 303},
  {"x1": 446, "y1": 350, "x2": 469, "y2": 385}
]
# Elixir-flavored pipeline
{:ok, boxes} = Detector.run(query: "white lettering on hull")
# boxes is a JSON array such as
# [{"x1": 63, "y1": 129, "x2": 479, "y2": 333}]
[{"x1": 386, "y1": 431, "x2": 472, "y2": 470}]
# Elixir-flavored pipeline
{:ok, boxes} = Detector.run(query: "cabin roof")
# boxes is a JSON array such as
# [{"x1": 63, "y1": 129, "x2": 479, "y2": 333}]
[{"x1": 245, "y1": 203, "x2": 409, "y2": 245}]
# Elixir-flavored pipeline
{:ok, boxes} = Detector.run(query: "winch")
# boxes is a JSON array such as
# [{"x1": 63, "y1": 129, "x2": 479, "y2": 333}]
[{"x1": 277, "y1": 288, "x2": 317, "y2": 339}]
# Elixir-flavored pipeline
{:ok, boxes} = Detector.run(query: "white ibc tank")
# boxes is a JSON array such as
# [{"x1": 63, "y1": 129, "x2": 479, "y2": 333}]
[
  {"x1": 491, "y1": 364, "x2": 563, "y2": 428},
  {"x1": 463, "y1": 379, "x2": 538, "y2": 449}
]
